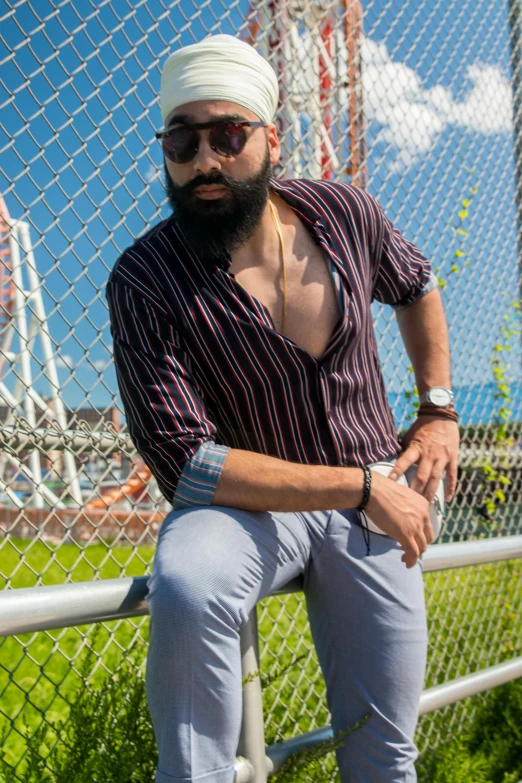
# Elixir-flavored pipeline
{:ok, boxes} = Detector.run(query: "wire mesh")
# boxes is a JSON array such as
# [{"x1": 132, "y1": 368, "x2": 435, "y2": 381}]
[{"x1": 1, "y1": 0, "x2": 522, "y2": 779}]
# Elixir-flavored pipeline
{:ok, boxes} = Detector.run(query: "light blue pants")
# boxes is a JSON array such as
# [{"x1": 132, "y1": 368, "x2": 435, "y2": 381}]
[{"x1": 145, "y1": 505, "x2": 427, "y2": 782}]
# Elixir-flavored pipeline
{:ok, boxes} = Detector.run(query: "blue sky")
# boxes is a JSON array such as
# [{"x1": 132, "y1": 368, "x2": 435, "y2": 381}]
[{"x1": 0, "y1": 0, "x2": 519, "y2": 428}]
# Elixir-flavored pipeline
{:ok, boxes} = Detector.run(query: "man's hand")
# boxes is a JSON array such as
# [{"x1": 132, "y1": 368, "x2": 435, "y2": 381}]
[
  {"x1": 389, "y1": 415, "x2": 460, "y2": 503},
  {"x1": 366, "y1": 471, "x2": 433, "y2": 568}
]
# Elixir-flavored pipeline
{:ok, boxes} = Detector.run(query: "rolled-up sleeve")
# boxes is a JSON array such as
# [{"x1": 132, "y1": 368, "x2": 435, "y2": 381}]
[
  {"x1": 366, "y1": 193, "x2": 437, "y2": 308},
  {"x1": 106, "y1": 279, "x2": 230, "y2": 508}
]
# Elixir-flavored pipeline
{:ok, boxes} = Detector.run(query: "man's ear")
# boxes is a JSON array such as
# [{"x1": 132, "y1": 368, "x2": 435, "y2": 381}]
[{"x1": 266, "y1": 123, "x2": 281, "y2": 166}]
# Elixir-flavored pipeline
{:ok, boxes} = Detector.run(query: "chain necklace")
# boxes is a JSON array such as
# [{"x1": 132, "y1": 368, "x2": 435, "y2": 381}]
[{"x1": 269, "y1": 198, "x2": 287, "y2": 334}]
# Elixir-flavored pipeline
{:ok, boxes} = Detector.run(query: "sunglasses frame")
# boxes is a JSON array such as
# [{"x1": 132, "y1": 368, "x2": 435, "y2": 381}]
[{"x1": 155, "y1": 120, "x2": 267, "y2": 163}]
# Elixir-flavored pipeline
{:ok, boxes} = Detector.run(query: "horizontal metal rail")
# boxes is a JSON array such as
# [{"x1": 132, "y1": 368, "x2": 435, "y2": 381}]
[
  {"x1": 1, "y1": 535, "x2": 522, "y2": 637},
  {"x1": 1, "y1": 423, "x2": 521, "y2": 469},
  {"x1": 420, "y1": 533, "x2": 522, "y2": 572},
  {"x1": 0, "y1": 423, "x2": 135, "y2": 455},
  {"x1": 418, "y1": 656, "x2": 522, "y2": 715},
  {"x1": 2, "y1": 534, "x2": 521, "y2": 782},
  {"x1": 249, "y1": 655, "x2": 522, "y2": 777},
  {"x1": 271, "y1": 533, "x2": 522, "y2": 590}
]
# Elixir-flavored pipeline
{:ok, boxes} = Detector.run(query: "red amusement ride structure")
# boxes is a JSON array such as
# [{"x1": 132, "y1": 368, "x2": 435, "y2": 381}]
[{"x1": 246, "y1": 0, "x2": 366, "y2": 184}]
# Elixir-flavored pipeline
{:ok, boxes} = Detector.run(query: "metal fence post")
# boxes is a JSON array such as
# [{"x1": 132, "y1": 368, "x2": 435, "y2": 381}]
[{"x1": 237, "y1": 608, "x2": 267, "y2": 783}]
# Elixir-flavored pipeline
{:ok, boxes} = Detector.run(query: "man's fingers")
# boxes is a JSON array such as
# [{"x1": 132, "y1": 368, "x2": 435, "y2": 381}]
[
  {"x1": 445, "y1": 458, "x2": 458, "y2": 501},
  {"x1": 423, "y1": 516, "x2": 435, "y2": 545},
  {"x1": 401, "y1": 552, "x2": 417, "y2": 568},
  {"x1": 390, "y1": 444, "x2": 422, "y2": 481},
  {"x1": 415, "y1": 528, "x2": 429, "y2": 555},
  {"x1": 423, "y1": 460, "x2": 446, "y2": 503},
  {"x1": 401, "y1": 547, "x2": 419, "y2": 568},
  {"x1": 401, "y1": 534, "x2": 422, "y2": 568},
  {"x1": 408, "y1": 458, "x2": 434, "y2": 496}
]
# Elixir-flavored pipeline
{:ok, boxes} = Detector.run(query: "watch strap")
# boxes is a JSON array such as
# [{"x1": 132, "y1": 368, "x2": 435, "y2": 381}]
[{"x1": 417, "y1": 404, "x2": 459, "y2": 422}]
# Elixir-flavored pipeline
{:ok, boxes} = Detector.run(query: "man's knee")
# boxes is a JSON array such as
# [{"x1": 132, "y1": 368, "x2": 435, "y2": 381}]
[{"x1": 147, "y1": 506, "x2": 249, "y2": 631}]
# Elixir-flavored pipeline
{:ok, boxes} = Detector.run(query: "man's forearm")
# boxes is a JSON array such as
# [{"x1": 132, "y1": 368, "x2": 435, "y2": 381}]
[
  {"x1": 212, "y1": 448, "x2": 433, "y2": 569},
  {"x1": 395, "y1": 288, "x2": 451, "y2": 394},
  {"x1": 212, "y1": 449, "x2": 366, "y2": 512},
  {"x1": 392, "y1": 286, "x2": 460, "y2": 505}
]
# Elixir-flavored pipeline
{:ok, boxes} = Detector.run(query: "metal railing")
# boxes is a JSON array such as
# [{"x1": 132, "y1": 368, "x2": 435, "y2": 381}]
[{"x1": 2, "y1": 534, "x2": 521, "y2": 781}]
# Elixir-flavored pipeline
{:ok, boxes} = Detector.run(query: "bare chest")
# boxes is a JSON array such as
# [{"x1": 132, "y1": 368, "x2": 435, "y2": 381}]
[{"x1": 230, "y1": 236, "x2": 342, "y2": 361}]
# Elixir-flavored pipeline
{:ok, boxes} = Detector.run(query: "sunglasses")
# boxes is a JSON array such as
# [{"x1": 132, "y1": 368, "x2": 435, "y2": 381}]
[{"x1": 155, "y1": 120, "x2": 267, "y2": 164}]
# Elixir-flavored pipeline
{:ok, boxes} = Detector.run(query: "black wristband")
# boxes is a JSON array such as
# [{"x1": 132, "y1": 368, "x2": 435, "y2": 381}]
[{"x1": 357, "y1": 466, "x2": 372, "y2": 512}]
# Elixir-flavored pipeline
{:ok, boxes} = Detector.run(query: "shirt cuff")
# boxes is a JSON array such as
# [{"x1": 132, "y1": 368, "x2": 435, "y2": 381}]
[
  {"x1": 172, "y1": 441, "x2": 231, "y2": 510},
  {"x1": 392, "y1": 271, "x2": 439, "y2": 311}
]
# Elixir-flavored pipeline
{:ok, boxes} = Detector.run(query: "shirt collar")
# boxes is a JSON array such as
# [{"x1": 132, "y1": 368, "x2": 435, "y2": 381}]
[{"x1": 268, "y1": 178, "x2": 323, "y2": 227}]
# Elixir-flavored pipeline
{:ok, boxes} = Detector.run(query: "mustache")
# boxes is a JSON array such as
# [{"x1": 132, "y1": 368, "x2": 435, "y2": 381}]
[{"x1": 171, "y1": 171, "x2": 260, "y2": 200}]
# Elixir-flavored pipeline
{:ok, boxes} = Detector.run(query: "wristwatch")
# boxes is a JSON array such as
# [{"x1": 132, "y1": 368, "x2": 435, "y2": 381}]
[{"x1": 419, "y1": 387, "x2": 454, "y2": 408}]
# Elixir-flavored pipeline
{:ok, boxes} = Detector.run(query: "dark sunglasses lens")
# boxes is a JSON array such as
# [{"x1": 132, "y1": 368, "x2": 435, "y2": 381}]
[
  {"x1": 163, "y1": 127, "x2": 198, "y2": 164},
  {"x1": 210, "y1": 123, "x2": 247, "y2": 157}
]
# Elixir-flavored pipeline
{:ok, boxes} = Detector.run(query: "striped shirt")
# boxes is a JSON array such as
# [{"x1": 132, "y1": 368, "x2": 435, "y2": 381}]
[{"x1": 106, "y1": 178, "x2": 436, "y2": 509}]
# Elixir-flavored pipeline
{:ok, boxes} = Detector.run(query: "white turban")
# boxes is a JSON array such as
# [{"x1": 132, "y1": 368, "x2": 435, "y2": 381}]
[{"x1": 160, "y1": 34, "x2": 279, "y2": 125}]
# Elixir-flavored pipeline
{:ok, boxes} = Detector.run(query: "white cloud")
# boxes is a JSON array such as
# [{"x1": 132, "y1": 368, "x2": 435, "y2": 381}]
[
  {"x1": 360, "y1": 37, "x2": 512, "y2": 167},
  {"x1": 56, "y1": 354, "x2": 73, "y2": 368},
  {"x1": 94, "y1": 359, "x2": 107, "y2": 371},
  {"x1": 145, "y1": 164, "x2": 160, "y2": 183},
  {"x1": 449, "y1": 64, "x2": 513, "y2": 135},
  {"x1": 290, "y1": 33, "x2": 512, "y2": 169}
]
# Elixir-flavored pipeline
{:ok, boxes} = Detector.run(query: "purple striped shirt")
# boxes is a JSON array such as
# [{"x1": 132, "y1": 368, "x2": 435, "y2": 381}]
[{"x1": 106, "y1": 178, "x2": 435, "y2": 508}]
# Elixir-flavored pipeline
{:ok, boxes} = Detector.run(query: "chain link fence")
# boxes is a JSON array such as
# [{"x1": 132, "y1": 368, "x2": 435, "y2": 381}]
[{"x1": 1, "y1": 0, "x2": 522, "y2": 778}]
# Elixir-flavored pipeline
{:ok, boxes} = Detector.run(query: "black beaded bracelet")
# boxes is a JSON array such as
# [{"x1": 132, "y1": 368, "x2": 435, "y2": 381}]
[{"x1": 357, "y1": 466, "x2": 372, "y2": 512}]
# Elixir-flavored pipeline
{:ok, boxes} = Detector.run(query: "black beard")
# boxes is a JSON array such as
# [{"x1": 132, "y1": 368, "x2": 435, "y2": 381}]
[{"x1": 164, "y1": 151, "x2": 272, "y2": 261}]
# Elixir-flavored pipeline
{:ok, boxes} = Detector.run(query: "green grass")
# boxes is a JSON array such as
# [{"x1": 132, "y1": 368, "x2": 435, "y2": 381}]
[
  {"x1": 0, "y1": 537, "x2": 156, "y2": 589},
  {"x1": 1, "y1": 537, "x2": 521, "y2": 779},
  {"x1": 0, "y1": 538, "x2": 156, "y2": 770}
]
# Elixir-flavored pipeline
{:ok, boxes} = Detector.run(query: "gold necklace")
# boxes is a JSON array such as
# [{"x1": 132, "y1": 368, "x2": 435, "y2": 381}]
[{"x1": 269, "y1": 199, "x2": 287, "y2": 334}]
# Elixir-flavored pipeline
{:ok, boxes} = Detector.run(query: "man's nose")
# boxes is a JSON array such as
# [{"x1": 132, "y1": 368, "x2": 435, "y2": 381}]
[{"x1": 192, "y1": 135, "x2": 223, "y2": 176}]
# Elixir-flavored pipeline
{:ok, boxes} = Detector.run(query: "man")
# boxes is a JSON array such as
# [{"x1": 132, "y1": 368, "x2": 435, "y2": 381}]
[{"x1": 106, "y1": 34, "x2": 459, "y2": 783}]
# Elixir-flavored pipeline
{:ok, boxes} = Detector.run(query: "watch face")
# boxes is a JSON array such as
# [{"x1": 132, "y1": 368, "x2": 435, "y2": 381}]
[{"x1": 429, "y1": 388, "x2": 452, "y2": 406}]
